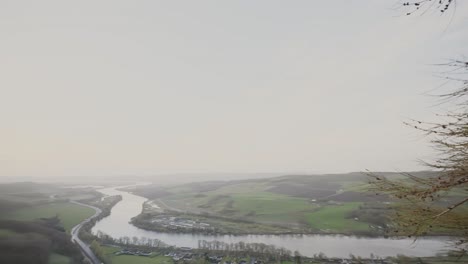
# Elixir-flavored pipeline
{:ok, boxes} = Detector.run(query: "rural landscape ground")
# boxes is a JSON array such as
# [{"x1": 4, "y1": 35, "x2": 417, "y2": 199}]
[
  {"x1": 0, "y1": 172, "x2": 466, "y2": 264},
  {"x1": 130, "y1": 172, "x2": 439, "y2": 236},
  {"x1": 2, "y1": 0, "x2": 468, "y2": 263}
]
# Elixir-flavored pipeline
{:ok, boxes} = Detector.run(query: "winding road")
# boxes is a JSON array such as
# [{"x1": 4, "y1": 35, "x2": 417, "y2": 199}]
[{"x1": 70, "y1": 201, "x2": 103, "y2": 264}]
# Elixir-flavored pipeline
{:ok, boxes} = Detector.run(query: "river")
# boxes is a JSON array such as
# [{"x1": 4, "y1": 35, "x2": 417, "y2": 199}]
[{"x1": 92, "y1": 186, "x2": 453, "y2": 258}]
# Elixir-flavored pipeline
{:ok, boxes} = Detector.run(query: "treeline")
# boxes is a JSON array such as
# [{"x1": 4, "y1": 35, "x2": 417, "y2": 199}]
[
  {"x1": 198, "y1": 240, "x2": 293, "y2": 260},
  {"x1": 95, "y1": 230, "x2": 167, "y2": 248},
  {"x1": 0, "y1": 219, "x2": 83, "y2": 264},
  {"x1": 196, "y1": 242, "x2": 407, "y2": 264},
  {"x1": 0, "y1": 232, "x2": 51, "y2": 264},
  {"x1": 89, "y1": 231, "x2": 167, "y2": 264}
]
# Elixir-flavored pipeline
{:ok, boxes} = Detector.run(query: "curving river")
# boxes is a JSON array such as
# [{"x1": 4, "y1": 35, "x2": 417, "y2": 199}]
[{"x1": 92, "y1": 186, "x2": 453, "y2": 258}]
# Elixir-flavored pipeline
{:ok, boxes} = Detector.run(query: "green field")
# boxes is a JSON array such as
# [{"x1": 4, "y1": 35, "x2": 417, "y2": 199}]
[
  {"x1": 230, "y1": 193, "x2": 318, "y2": 222},
  {"x1": 102, "y1": 246, "x2": 173, "y2": 264},
  {"x1": 161, "y1": 188, "x2": 321, "y2": 227},
  {"x1": 153, "y1": 176, "x2": 380, "y2": 232},
  {"x1": 0, "y1": 228, "x2": 18, "y2": 237},
  {"x1": 305, "y1": 202, "x2": 370, "y2": 231},
  {"x1": 132, "y1": 173, "x2": 449, "y2": 235},
  {"x1": 1, "y1": 202, "x2": 95, "y2": 232},
  {"x1": 48, "y1": 253, "x2": 71, "y2": 264}
]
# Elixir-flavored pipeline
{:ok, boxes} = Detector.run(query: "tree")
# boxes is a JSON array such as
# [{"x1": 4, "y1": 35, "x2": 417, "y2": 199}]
[
  {"x1": 400, "y1": 0, "x2": 455, "y2": 16},
  {"x1": 370, "y1": 60, "x2": 468, "y2": 251},
  {"x1": 294, "y1": 250, "x2": 302, "y2": 264},
  {"x1": 369, "y1": 0, "x2": 467, "y2": 253}
]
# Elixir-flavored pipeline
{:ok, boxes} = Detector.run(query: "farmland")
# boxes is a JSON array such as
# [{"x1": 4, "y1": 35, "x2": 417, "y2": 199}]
[
  {"x1": 305, "y1": 203, "x2": 370, "y2": 232},
  {"x1": 0, "y1": 182, "x2": 101, "y2": 233},
  {"x1": 0, "y1": 182, "x2": 102, "y2": 264},
  {"x1": 1, "y1": 202, "x2": 95, "y2": 232},
  {"x1": 128, "y1": 172, "x2": 413, "y2": 235},
  {"x1": 48, "y1": 253, "x2": 71, "y2": 264},
  {"x1": 101, "y1": 246, "x2": 173, "y2": 264}
]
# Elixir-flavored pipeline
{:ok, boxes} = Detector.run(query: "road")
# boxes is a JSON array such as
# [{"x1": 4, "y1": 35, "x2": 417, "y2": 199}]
[{"x1": 70, "y1": 201, "x2": 103, "y2": 264}]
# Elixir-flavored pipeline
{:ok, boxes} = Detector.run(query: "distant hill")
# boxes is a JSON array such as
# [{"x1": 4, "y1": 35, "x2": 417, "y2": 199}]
[
  {"x1": 129, "y1": 172, "x2": 444, "y2": 235},
  {"x1": 0, "y1": 182, "x2": 60, "y2": 195},
  {"x1": 129, "y1": 171, "x2": 439, "y2": 200}
]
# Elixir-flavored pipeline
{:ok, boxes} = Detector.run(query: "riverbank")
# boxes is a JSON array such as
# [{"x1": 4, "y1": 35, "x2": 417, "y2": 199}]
[
  {"x1": 78, "y1": 194, "x2": 122, "y2": 243},
  {"x1": 124, "y1": 175, "x2": 396, "y2": 237},
  {"x1": 130, "y1": 192, "x2": 386, "y2": 236},
  {"x1": 131, "y1": 209, "x2": 386, "y2": 236},
  {"x1": 130, "y1": 202, "x2": 461, "y2": 237},
  {"x1": 126, "y1": 174, "x2": 468, "y2": 238},
  {"x1": 69, "y1": 201, "x2": 103, "y2": 264},
  {"x1": 92, "y1": 186, "x2": 453, "y2": 258},
  {"x1": 131, "y1": 210, "x2": 299, "y2": 235},
  {"x1": 91, "y1": 241, "x2": 468, "y2": 264}
]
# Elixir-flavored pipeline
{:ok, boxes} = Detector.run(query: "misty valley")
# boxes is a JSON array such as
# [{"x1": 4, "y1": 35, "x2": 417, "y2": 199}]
[
  {"x1": 2, "y1": 1, "x2": 468, "y2": 264},
  {"x1": 0, "y1": 173, "x2": 465, "y2": 264}
]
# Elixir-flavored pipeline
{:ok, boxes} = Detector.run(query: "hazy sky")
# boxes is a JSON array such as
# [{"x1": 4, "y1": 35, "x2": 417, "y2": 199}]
[{"x1": 1, "y1": 1, "x2": 468, "y2": 179}]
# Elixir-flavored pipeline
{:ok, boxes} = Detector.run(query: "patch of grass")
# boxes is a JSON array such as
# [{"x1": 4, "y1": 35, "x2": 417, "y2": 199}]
[
  {"x1": 0, "y1": 228, "x2": 18, "y2": 237},
  {"x1": 48, "y1": 253, "x2": 71, "y2": 264},
  {"x1": 157, "y1": 191, "x2": 325, "y2": 233},
  {"x1": 305, "y1": 202, "x2": 370, "y2": 232},
  {"x1": 101, "y1": 246, "x2": 173, "y2": 264},
  {"x1": 1, "y1": 202, "x2": 95, "y2": 232},
  {"x1": 209, "y1": 182, "x2": 270, "y2": 195},
  {"x1": 166, "y1": 191, "x2": 319, "y2": 224},
  {"x1": 111, "y1": 255, "x2": 173, "y2": 264},
  {"x1": 230, "y1": 193, "x2": 317, "y2": 222},
  {"x1": 152, "y1": 176, "x2": 391, "y2": 234},
  {"x1": 102, "y1": 245, "x2": 120, "y2": 254},
  {"x1": 342, "y1": 182, "x2": 370, "y2": 192}
]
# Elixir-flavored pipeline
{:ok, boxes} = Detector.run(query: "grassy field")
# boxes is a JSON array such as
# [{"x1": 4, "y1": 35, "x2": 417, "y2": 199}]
[
  {"x1": 0, "y1": 228, "x2": 18, "y2": 237},
  {"x1": 150, "y1": 175, "x2": 381, "y2": 232},
  {"x1": 167, "y1": 191, "x2": 319, "y2": 223},
  {"x1": 0, "y1": 182, "x2": 102, "y2": 205},
  {"x1": 0, "y1": 222, "x2": 81, "y2": 264},
  {"x1": 230, "y1": 192, "x2": 318, "y2": 222},
  {"x1": 48, "y1": 253, "x2": 71, "y2": 264},
  {"x1": 102, "y1": 246, "x2": 173, "y2": 264},
  {"x1": 1, "y1": 202, "x2": 95, "y2": 232},
  {"x1": 305, "y1": 202, "x2": 370, "y2": 232},
  {"x1": 130, "y1": 172, "x2": 447, "y2": 235}
]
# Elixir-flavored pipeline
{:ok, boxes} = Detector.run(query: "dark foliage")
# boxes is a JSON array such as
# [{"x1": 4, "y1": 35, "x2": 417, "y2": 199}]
[
  {"x1": 0, "y1": 219, "x2": 83, "y2": 264},
  {"x1": 0, "y1": 234, "x2": 51, "y2": 264},
  {"x1": 0, "y1": 199, "x2": 30, "y2": 213}
]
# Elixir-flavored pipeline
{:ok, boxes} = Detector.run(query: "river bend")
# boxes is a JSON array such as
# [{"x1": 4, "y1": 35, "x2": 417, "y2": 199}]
[{"x1": 92, "y1": 186, "x2": 452, "y2": 258}]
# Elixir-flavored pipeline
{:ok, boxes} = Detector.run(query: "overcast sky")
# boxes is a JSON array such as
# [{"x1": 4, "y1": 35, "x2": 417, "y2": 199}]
[{"x1": 1, "y1": 1, "x2": 468, "y2": 179}]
